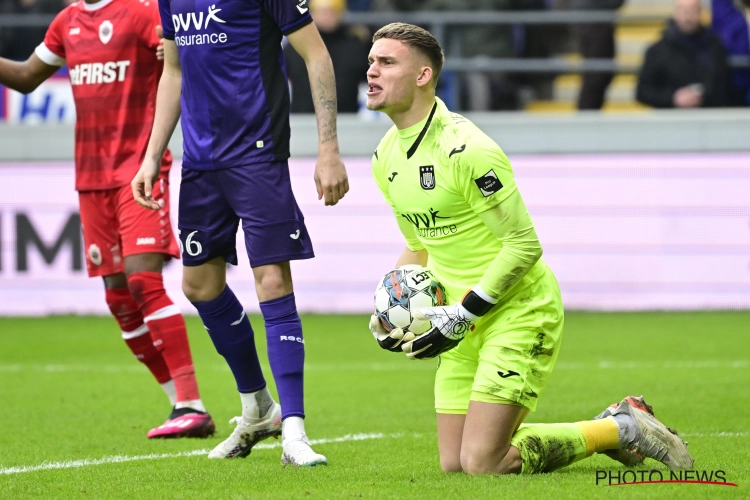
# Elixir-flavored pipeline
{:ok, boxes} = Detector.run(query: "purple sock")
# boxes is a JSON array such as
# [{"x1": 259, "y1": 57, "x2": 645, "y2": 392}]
[
  {"x1": 192, "y1": 286, "x2": 266, "y2": 393},
  {"x1": 260, "y1": 293, "x2": 305, "y2": 420}
]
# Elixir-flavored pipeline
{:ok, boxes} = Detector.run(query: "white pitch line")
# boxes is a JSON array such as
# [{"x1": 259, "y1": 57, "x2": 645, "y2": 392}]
[{"x1": 0, "y1": 432, "x2": 401, "y2": 476}]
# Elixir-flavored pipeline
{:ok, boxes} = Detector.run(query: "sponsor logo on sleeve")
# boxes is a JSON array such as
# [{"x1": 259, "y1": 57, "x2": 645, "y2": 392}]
[{"x1": 474, "y1": 169, "x2": 503, "y2": 197}]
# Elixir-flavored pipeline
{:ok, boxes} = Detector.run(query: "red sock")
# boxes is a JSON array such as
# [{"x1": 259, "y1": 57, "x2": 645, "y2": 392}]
[
  {"x1": 127, "y1": 271, "x2": 201, "y2": 402},
  {"x1": 105, "y1": 287, "x2": 171, "y2": 384}
]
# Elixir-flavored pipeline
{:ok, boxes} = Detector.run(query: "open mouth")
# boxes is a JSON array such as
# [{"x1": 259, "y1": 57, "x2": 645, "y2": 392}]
[{"x1": 367, "y1": 83, "x2": 382, "y2": 96}]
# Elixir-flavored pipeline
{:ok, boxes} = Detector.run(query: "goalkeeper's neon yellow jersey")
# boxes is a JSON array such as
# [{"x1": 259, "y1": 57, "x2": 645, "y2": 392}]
[{"x1": 372, "y1": 97, "x2": 547, "y2": 303}]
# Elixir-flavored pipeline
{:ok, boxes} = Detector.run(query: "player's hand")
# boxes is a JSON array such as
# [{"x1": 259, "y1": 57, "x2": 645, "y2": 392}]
[
  {"x1": 155, "y1": 26, "x2": 164, "y2": 61},
  {"x1": 314, "y1": 152, "x2": 349, "y2": 206},
  {"x1": 401, "y1": 304, "x2": 476, "y2": 360},
  {"x1": 370, "y1": 314, "x2": 417, "y2": 352},
  {"x1": 132, "y1": 159, "x2": 162, "y2": 210}
]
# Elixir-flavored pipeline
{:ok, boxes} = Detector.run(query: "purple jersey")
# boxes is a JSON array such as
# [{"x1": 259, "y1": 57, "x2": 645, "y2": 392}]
[{"x1": 159, "y1": 0, "x2": 312, "y2": 170}]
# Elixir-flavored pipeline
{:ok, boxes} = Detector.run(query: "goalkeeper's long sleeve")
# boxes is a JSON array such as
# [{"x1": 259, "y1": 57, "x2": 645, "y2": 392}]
[{"x1": 476, "y1": 188, "x2": 543, "y2": 301}]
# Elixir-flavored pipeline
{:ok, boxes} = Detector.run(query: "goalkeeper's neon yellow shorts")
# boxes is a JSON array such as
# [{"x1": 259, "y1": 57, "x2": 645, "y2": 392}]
[{"x1": 434, "y1": 266, "x2": 564, "y2": 414}]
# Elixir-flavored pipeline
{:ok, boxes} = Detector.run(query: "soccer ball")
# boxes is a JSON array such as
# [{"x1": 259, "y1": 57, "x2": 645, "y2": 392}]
[{"x1": 374, "y1": 264, "x2": 446, "y2": 335}]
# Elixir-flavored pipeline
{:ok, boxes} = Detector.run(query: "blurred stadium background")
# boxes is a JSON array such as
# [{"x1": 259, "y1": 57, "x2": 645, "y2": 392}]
[
  {"x1": 1, "y1": 0, "x2": 748, "y2": 315},
  {"x1": 1, "y1": 0, "x2": 750, "y2": 496}
]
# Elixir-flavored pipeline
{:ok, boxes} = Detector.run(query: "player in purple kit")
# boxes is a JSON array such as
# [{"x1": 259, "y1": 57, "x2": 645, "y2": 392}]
[{"x1": 132, "y1": 0, "x2": 348, "y2": 466}]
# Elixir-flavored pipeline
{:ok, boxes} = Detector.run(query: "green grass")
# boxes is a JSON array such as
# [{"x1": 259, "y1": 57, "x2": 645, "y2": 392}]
[{"x1": 0, "y1": 312, "x2": 748, "y2": 499}]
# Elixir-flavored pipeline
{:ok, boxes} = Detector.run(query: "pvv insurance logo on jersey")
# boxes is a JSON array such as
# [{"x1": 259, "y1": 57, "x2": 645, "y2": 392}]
[{"x1": 172, "y1": 4, "x2": 227, "y2": 46}]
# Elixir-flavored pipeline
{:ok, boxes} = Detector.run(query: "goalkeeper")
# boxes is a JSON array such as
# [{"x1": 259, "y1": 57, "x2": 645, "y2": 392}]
[{"x1": 366, "y1": 23, "x2": 693, "y2": 475}]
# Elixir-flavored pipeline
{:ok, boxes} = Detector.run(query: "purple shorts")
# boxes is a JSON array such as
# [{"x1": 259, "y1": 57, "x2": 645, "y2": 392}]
[{"x1": 177, "y1": 161, "x2": 314, "y2": 267}]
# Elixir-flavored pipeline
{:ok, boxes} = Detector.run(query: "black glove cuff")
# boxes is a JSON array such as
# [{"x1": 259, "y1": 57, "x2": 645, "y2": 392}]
[
  {"x1": 378, "y1": 338, "x2": 403, "y2": 353},
  {"x1": 461, "y1": 290, "x2": 495, "y2": 317}
]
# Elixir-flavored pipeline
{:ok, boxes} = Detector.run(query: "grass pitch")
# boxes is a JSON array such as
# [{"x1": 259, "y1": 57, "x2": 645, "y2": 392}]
[{"x1": 0, "y1": 312, "x2": 748, "y2": 499}]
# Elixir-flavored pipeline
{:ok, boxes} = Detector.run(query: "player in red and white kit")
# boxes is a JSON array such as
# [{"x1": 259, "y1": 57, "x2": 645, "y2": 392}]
[{"x1": 0, "y1": 0, "x2": 214, "y2": 439}]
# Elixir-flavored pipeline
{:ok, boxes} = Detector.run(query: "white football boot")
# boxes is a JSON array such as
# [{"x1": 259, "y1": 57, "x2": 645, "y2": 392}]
[
  {"x1": 208, "y1": 403, "x2": 282, "y2": 459},
  {"x1": 281, "y1": 433, "x2": 328, "y2": 467},
  {"x1": 609, "y1": 398, "x2": 694, "y2": 470}
]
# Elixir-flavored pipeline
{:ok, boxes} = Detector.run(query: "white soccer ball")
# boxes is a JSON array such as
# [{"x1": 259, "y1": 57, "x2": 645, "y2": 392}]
[{"x1": 373, "y1": 264, "x2": 446, "y2": 335}]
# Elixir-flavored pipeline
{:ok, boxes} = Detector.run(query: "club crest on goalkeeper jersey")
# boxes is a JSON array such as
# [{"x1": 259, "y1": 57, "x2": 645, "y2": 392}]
[
  {"x1": 372, "y1": 97, "x2": 546, "y2": 302},
  {"x1": 158, "y1": 0, "x2": 313, "y2": 170}
]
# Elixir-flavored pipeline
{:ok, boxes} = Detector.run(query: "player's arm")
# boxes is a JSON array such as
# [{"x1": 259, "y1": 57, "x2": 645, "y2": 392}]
[
  {"x1": 286, "y1": 23, "x2": 349, "y2": 207},
  {"x1": 394, "y1": 214, "x2": 428, "y2": 267},
  {"x1": 133, "y1": 38, "x2": 181, "y2": 210},
  {"x1": 395, "y1": 247, "x2": 428, "y2": 267},
  {"x1": 0, "y1": 53, "x2": 59, "y2": 94},
  {"x1": 474, "y1": 191, "x2": 542, "y2": 300}
]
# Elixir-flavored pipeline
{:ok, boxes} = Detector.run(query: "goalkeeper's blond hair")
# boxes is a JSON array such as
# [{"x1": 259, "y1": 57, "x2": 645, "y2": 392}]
[{"x1": 372, "y1": 23, "x2": 445, "y2": 84}]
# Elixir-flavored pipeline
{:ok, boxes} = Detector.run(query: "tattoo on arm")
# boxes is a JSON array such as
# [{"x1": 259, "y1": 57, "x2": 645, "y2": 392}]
[{"x1": 311, "y1": 58, "x2": 338, "y2": 145}]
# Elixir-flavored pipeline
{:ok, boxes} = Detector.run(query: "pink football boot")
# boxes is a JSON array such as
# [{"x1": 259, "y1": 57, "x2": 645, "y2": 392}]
[{"x1": 147, "y1": 408, "x2": 216, "y2": 439}]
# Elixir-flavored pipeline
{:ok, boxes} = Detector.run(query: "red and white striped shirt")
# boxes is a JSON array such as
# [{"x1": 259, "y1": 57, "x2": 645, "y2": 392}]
[{"x1": 36, "y1": 0, "x2": 171, "y2": 191}]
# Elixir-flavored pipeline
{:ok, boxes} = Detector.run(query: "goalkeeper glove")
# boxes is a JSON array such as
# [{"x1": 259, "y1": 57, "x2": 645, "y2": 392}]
[
  {"x1": 401, "y1": 286, "x2": 498, "y2": 360},
  {"x1": 369, "y1": 314, "x2": 417, "y2": 352}
]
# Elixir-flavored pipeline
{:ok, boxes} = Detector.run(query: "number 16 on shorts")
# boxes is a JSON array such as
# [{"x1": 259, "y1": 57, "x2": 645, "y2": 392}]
[{"x1": 178, "y1": 229, "x2": 203, "y2": 258}]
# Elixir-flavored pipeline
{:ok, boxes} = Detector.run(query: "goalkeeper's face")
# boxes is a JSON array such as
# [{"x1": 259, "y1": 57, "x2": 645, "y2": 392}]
[{"x1": 366, "y1": 38, "x2": 431, "y2": 114}]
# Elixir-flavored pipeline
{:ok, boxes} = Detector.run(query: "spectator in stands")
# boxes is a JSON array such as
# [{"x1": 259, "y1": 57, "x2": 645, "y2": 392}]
[
  {"x1": 0, "y1": 0, "x2": 64, "y2": 61},
  {"x1": 285, "y1": 0, "x2": 371, "y2": 113},
  {"x1": 383, "y1": 0, "x2": 536, "y2": 111},
  {"x1": 570, "y1": 0, "x2": 626, "y2": 110},
  {"x1": 636, "y1": 0, "x2": 731, "y2": 108},
  {"x1": 711, "y1": 0, "x2": 750, "y2": 105}
]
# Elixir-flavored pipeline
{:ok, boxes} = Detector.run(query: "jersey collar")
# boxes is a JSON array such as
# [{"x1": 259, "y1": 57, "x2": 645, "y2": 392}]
[
  {"x1": 401, "y1": 102, "x2": 437, "y2": 159},
  {"x1": 81, "y1": 0, "x2": 115, "y2": 11}
]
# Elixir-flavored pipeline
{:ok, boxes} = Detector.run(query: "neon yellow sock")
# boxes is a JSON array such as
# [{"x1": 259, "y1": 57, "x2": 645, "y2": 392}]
[
  {"x1": 576, "y1": 417, "x2": 620, "y2": 456},
  {"x1": 510, "y1": 423, "x2": 588, "y2": 474}
]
